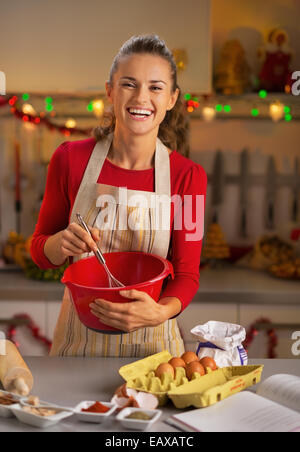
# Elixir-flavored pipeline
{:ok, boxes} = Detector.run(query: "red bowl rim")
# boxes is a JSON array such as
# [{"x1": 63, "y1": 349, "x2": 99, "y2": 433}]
[{"x1": 61, "y1": 251, "x2": 174, "y2": 291}]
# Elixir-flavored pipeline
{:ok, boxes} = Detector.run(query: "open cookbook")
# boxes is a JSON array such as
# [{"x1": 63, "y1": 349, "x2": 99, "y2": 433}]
[{"x1": 166, "y1": 374, "x2": 300, "y2": 432}]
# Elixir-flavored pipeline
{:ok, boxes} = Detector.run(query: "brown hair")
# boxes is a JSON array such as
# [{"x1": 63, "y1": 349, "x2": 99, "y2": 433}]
[{"x1": 92, "y1": 34, "x2": 190, "y2": 157}]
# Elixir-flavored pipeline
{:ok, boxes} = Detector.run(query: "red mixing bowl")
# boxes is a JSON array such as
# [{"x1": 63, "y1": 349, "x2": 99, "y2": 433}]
[{"x1": 61, "y1": 251, "x2": 174, "y2": 334}]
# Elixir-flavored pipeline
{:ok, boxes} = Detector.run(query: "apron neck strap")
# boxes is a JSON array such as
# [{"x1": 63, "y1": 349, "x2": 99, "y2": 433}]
[{"x1": 80, "y1": 132, "x2": 170, "y2": 196}]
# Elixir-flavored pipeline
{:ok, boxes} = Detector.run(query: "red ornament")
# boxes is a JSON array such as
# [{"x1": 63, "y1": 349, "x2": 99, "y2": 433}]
[
  {"x1": 6, "y1": 314, "x2": 52, "y2": 352},
  {"x1": 243, "y1": 317, "x2": 278, "y2": 359}
]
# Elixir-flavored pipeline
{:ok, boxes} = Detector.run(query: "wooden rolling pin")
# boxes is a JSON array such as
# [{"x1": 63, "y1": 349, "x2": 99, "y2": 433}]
[{"x1": 0, "y1": 340, "x2": 33, "y2": 396}]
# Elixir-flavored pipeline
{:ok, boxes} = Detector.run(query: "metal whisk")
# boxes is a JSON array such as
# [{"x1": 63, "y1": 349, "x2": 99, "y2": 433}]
[{"x1": 76, "y1": 213, "x2": 125, "y2": 288}]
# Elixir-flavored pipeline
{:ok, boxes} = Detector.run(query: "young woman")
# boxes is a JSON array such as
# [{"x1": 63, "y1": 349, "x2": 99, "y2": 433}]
[{"x1": 31, "y1": 34, "x2": 207, "y2": 357}]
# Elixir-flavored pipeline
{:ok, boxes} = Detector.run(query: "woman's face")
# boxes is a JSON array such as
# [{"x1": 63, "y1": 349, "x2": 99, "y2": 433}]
[{"x1": 105, "y1": 53, "x2": 179, "y2": 136}]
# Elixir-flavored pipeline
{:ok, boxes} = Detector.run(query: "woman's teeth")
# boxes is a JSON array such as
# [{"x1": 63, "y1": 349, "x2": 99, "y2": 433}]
[{"x1": 127, "y1": 108, "x2": 153, "y2": 119}]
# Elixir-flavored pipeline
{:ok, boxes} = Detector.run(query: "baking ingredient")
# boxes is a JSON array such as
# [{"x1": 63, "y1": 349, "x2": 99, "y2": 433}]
[
  {"x1": 0, "y1": 340, "x2": 33, "y2": 395},
  {"x1": 154, "y1": 363, "x2": 175, "y2": 379},
  {"x1": 111, "y1": 387, "x2": 158, "y2": 411},
  {"x1": 181, "y1": 351, "x2": 199, "y2": 365},
  {"x1": 114, "y1": 383, "x2": 128, "y2": 398},
  {"x1": 0, "y1": 391, "x2": 18, "y2": 406},
  {"x1": 81, "y1": 401, "x2": 110, "y2": 413},
  {"x1": 125, "y1": 411, "x2": 153, "y2": 420},
  {"x1": 200, "y1": 357, "x2": 218, "y2": 372},
  {"x1": 186, "y1": 361, "x2": 205, "y2": 380},
  {"x1": 21, "y1": 406, "x2": 58, "y2": 417},
  {"x1": 26, "y1": 395, "x2": 40, "y2": 406},
  {"x1": 168, "y1": 357, "x2": 186, "y2": 370}
]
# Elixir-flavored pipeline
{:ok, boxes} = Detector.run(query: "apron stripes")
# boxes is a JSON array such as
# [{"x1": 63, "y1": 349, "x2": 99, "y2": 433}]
[{"x1": 50, "y1": 133, "x2": 185, "y2": 357}]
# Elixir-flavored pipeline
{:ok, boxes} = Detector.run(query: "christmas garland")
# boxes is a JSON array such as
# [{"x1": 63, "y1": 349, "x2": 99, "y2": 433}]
[
  {"x1": 0, "y1": 95, "x2": 92, "y2": 136},
  {"x1": 6, "y1": 314, "x2": 52, "y2": 353},
  {"x1": 244, "y1": 317, "x2": 278, "y2": 359}
]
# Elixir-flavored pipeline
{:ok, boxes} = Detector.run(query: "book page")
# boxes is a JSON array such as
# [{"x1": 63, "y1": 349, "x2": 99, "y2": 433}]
[
  {"x1": 167, "y1": 391, "x2": 300, "y2": 432},
  {"x1": 257, "y1": 374, "x2": 300, "y2": 413}
]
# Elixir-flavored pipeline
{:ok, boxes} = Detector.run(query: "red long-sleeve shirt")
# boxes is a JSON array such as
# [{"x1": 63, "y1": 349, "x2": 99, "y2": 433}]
[{"x1": 30, "y1": 137, "x2": 207, "y2": 313}]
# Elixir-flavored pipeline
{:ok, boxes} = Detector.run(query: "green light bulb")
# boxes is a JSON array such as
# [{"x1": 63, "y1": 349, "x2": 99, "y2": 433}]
[
  {"x1": 259, "y1": 90, "x2": 267, "y2": 99},
  {"x1": 224, "y1": 105, "x2": 231, "y2": 113},
  {"x1": 184, "y1": 93, "x2": 192, "y2": 101},
  {"x1": 251, "y1": 108, "x2": 259, "y2": 117},
  {"x1": 22, "y1": 93, "x2": 29, "y2": 101},
  {"x1": 215, "y1": 104, "x2": 223, "y2": 112},
  {"x1": 285, "y1": 113, "x2": 292, "y2": 121}
]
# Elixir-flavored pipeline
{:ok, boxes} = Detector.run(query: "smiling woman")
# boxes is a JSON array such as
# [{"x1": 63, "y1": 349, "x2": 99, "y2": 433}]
[
  {"x1": 94, "y1": 34, "x2": 189, "y2": 159},
  {"x1": 30, "y1": 34, "x2": 207, "y2": 358}
]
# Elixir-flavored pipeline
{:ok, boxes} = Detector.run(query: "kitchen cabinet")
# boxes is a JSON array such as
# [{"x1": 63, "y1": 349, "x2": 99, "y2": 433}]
[{"x1": 1, "y1": 267, "x2": 299, "y2": 358}]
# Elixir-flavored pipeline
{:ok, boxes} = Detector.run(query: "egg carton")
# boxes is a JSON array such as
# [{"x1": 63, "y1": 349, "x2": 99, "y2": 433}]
[{"x1": 119, "y1": 350, "x2": 264, "y2": 408}]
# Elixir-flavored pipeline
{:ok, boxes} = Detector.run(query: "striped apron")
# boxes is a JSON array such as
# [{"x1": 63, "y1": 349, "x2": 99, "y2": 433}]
[{"x1": 50, "y1": 132, "x2": 185, "y2": 357}]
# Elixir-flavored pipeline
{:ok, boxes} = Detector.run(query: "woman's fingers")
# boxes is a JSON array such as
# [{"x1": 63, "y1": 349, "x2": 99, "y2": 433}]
[
  {"x1": 63, "y1": 229, "x2": 89, "y2": 252},
  {"x1": 90, "y1": 308, "x2": 128, "y2": 331},
  {"x1": 90, "y1": 227, "x2": 100, "y2": 242},
  {"x1": 61, "y1": 223, "x2": 100, "y2": 256}
]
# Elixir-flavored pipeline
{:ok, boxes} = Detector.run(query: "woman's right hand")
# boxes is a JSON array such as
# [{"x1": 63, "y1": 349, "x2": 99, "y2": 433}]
[
  {"x1": 60, "y1": 222, "x2": 100, "y2": 259},
  {"x1": 44, "y1": 223, "x2": 100, "y2": 266}
]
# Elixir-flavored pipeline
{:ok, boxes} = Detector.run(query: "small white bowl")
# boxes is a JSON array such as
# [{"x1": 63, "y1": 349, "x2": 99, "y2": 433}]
[
  {"x1": 10, "y1": 403, "x2": 73, "y2": 429},
  {"x1": 0, "y1": 391, "x2": 22, "y2": 418},
  {"x1": 116, "y1": 407, "x2": 162, "y2": 431},
  {"x1": 73, "y1": 401, "x2": 117, "y2": 423}
]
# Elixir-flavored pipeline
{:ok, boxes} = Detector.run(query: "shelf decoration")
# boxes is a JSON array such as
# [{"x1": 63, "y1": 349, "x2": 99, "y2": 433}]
[
  {"x1": 258, "y1": 28, "x2": 293, "y2": 93},
  {"x1": 172, "y1": 48, "x2": 188, "y2": 72},
  {"x1": 202, "y1": 222, "x2": 231, "y2": 267},
  {"x1": 214, "y1": 39, "x2": 251, "y2": 95}
]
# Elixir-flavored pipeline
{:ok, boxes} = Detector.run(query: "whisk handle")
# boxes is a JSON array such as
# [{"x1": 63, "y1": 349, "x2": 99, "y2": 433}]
[{"x1": 76, "y1": 213, "x2": 106, "y2": 265}]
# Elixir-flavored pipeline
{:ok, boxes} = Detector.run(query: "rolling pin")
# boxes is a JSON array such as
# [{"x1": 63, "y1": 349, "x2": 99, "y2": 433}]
[{"x1": 0, "y1": 340, "x2": 33, "y2": 396}]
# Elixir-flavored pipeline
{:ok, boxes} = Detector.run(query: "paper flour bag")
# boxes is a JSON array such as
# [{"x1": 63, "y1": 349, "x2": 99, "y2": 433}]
[{"x1": 191, "y1": 321, "x2": 248, "y2": 367}]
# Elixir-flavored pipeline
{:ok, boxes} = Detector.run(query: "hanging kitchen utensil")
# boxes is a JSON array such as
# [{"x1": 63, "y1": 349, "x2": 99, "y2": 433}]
[
  {"x1": 211, "y1": 150, "x2": 225, "y2": 223},
  {"x1": 291, "y1": 157, "x2": 300, "y2": 223},
  {"x1": 239, "y1": 148, "x2": 250, "y2": 238},
  {"x1": 265, "y1": 155, "x2": 277, "y2": 230}
]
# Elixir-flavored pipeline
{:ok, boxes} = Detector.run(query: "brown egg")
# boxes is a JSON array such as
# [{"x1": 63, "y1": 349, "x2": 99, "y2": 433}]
[
  {"x1": 186, "y1": 361, "x2": 205, "y2": 380},
  {"x1": 181, "y1": 351, "x2": 199, "y2": 365},
  {"x1": 155, "y1": 363, "x2": 175, "y2": 379},
  {"x1": 200, "y1": 357, "x2": 218, "y2": 372},
  {"x1": 168, "y1": 357, "x2": 186, "y2": 370}
]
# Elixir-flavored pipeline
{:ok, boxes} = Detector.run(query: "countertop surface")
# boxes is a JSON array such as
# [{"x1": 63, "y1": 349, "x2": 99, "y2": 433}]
[
  {"x1": 0, "y1": 357, "x2": 300, "y2": 432},
  {"x1": 0, "y1": 265, "x2": 299, "y2": 304}
]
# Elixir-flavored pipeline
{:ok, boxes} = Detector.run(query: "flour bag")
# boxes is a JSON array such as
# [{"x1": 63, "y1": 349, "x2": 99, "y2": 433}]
[{"x1": 191, "y1": 321, "x2": 248, "y2": 367}]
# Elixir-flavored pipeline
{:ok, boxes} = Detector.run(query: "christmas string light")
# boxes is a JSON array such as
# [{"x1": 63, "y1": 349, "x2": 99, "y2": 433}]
[{"x1": 0, "y1": 95, "x2": 92, "y2": 136}]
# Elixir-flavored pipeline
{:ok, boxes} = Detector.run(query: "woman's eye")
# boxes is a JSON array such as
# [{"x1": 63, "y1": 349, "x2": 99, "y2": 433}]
[{"x1": 122, "y1": 83, "x2": 161, "y2": 91}]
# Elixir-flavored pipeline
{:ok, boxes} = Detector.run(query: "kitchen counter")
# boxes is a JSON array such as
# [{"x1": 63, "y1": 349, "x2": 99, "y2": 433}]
[
  {"x1": 0, "y1": 357, "x2": 300, "y2": 432},
  {"x1": 0, "y1": 265, "x2": 299, "y2": 304}
]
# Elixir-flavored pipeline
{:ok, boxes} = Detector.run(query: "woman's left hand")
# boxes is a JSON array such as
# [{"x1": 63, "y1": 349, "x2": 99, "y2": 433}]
[{"x1": 89, "y1": 289, "x2": 167, "y2": 333}]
